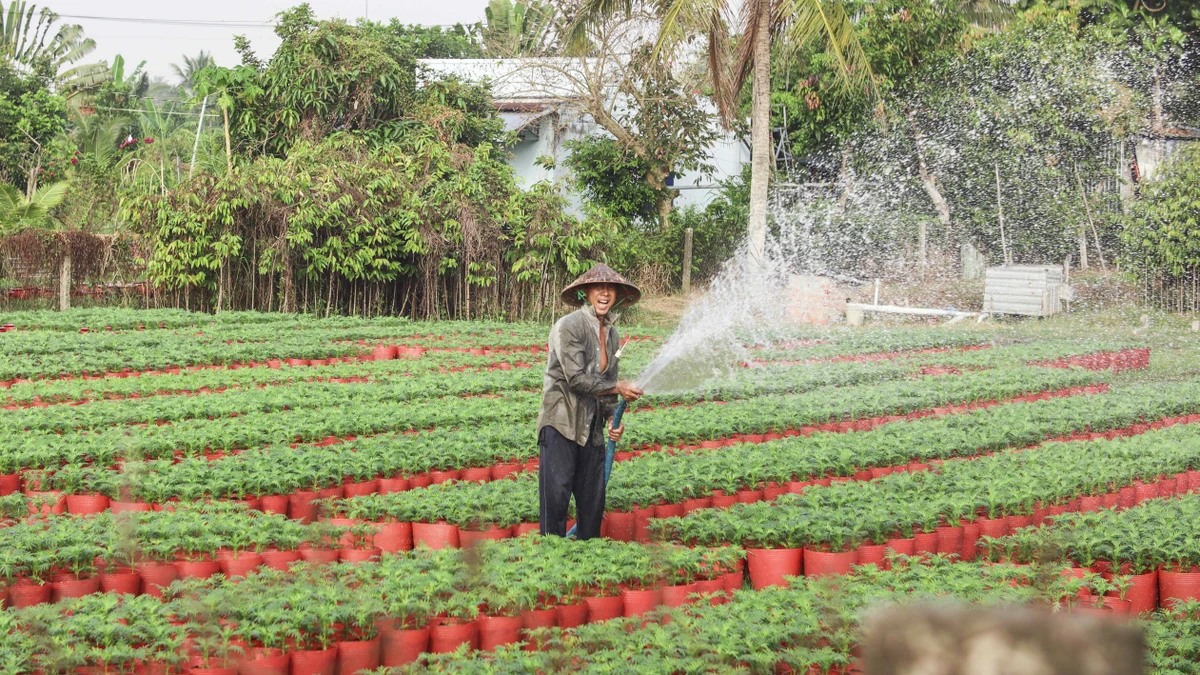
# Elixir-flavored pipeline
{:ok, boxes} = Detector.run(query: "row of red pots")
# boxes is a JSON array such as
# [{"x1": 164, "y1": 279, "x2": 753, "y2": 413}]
[{"x1": 1036, "y1": 348, "x2": 1152, "y2": 373}]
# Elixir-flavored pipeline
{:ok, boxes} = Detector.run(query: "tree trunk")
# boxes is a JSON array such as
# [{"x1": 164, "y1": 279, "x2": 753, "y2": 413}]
[
  {"x1": 1151, "y1": 66, "x2": 1164, "y2": 133},
  {"x1": 58, "y1": 248, "x2": 70, "y2": 312},
  {"x1": 747, "y1": 0, "x2": 772, "y2": 264},
  {"x1": 222, "y1": 106, "x2": 233, "y2": 176},
  {"x1": 656, "y1": 191, "x2": 673, "y2": 231},
  {"x1": 909, "y1": 112, "x2": 952, "y2": 237}
]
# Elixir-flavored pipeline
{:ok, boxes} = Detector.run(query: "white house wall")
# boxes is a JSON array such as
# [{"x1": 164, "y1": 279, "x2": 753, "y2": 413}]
[{"x1": 419, "y1": 58, "x2": 751, "y2": 217}]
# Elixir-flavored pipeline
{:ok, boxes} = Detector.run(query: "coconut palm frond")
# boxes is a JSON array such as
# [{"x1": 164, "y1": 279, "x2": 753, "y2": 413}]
[
  {"x1": 564, "y1": 0, "x2": 638, "y2": 54},
  {"x1": 27, "y1": 180, "x2": 67, "y2": 213},
  {"x1": 964, "y1": 0, "x2": 1016, "y2": 30},
  {"x1": 780, "y1": 0, "x2": 876, "y2": 96}
]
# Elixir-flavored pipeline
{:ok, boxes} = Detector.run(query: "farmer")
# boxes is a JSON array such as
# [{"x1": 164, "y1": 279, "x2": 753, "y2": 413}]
[{"x1": 537, "y1": 264, "x2": 644, "y2": 539}]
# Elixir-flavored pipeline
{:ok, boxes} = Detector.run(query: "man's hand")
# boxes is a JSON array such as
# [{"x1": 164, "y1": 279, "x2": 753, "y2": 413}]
[
  {"x1": 615, "y1": 381, "x2": 643, "y2": 402},
  {"x1": 608, "y1": 423, "x2": 624, "y2": 443}
]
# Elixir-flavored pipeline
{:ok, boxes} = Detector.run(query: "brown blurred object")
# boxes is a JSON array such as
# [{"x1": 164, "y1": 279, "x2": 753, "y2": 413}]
[{"x1": 862, "y1": 603, "x2": 1143, "y2": 675}]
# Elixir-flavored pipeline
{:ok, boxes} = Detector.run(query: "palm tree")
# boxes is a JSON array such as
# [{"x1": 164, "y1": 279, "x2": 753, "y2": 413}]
[
  {"x1": 479, "y1": 0, "x2": 557, "y2": 57},
  {"x1": 569, "y1": 0, "x2": 873, "y2": 263},
  {"x1": 0, "y1": 2, "x2": 109, "y2": 97},
  {"x1": 171, "y1": 50, "x2": 215, "y2": 97},
  {"x1": 0, "y1": 180, "x2": 72, "y2": 310}
]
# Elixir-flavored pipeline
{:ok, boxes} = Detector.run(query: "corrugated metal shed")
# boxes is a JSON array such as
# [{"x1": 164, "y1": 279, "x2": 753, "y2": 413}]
[{"x1": 983, "y1": 265, "x2": 1065, "y2": 317}]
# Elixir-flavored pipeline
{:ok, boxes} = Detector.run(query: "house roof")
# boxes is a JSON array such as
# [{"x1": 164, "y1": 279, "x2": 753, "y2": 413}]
[{"x1": 419, "y1": 58, "x2": 600, "y2": 104}]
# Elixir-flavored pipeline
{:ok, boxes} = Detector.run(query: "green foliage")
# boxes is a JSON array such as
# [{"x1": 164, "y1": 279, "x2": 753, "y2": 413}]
[
  {"x1": 477, "y1": 0, "x2": 557, "y2": 57},
  {"x1": 605, "y1": 169, "x2": 749, "y2": 288},
  {"x1": 564, "y1": 136, "x2": 662, "y2": 225},
  {"x1": 1121, "y1": 145, "x2": 1200, "y2": 280},
  {"x1": 388, "y1": 22, "x2": 481, "y2": 59},
  {"x1": 0, "y1": 180, "x2": 65, "y2": 233},
  {"x1": 0, "y1": 2, "x2": 109, "y2": 98},
  {"x1": 0, "y1": 60, "x2": 66, "y2": 187}
]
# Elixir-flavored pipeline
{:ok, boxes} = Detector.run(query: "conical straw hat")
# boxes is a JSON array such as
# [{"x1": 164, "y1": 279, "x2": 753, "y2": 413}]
[{"x1": 560, "y1": 263, "x2": 642, "y2": 307}]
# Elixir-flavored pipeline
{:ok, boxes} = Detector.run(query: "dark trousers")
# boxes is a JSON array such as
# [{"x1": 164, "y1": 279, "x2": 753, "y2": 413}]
[{"x1": 538, "y1": 425, "x2": 607, "y2": 540}]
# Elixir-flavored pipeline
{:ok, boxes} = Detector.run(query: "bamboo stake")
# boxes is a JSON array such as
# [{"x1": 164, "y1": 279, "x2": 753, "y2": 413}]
[
  {"x1": 1073, "y1": 159, "x2": 1108, "y2": 271},
  {"x1": 994, "y1": 163, "x2": 1011, "y2": 265}
]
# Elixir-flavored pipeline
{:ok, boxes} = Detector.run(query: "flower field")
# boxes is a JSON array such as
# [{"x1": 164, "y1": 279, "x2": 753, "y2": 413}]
[{"x1": 0, "y1": 309, "x2": 1196, "y2": 674}]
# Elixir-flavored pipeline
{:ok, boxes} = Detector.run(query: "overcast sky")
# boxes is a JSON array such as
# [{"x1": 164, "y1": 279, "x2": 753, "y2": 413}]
[{"x1": 52, "y1": 0, "x2": 492, "y2": 82}]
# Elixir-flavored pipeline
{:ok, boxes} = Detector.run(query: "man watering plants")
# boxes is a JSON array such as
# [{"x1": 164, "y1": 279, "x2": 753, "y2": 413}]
[{"x1": 537, "y1": 264, "x2": 643, "y2": 540}]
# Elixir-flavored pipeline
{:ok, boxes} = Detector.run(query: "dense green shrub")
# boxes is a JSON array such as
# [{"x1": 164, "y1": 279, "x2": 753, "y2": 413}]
[{"x1": 1121, "y1": 145, "x2": 1200, "y2": 281}]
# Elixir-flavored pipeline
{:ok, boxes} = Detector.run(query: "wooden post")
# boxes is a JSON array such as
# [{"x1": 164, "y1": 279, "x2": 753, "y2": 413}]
[
  {"x1": 682, "y1": 227, "x2": 693, "y2": 294},
  {"x1": 994, "y1": 162, "x2": 1011, "y2": 265},
  {"x1": 58, "y1": 248, "x2": 71, "y2": 312}
]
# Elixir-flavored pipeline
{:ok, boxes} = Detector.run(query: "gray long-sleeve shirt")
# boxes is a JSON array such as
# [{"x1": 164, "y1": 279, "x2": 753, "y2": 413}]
[{"x1": 536, "y1": 304, "x2": 620, "y2": 447}]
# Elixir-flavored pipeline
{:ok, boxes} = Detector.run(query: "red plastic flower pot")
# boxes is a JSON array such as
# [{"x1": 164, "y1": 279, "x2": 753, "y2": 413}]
[
  {"x1": 1101, "y1": 493, "x2": 1121, "y2": 509},
  {"x1": 961, "y1": 522, "x2": 981, "y2": 562},
  {"x1": 1135, "y1": 483, "x2": 1160, "y2": 503},
  {"x1": 856, "y1": 544, "x2": 888, "y2": 568},
  {"x1": 603, "y1": 512, "x2": 635, "y2": 541},
  {"x1": 299, "y1": 547, "x2": 341, "y2": 565},
  {"x1": 661, "y1": 582, "x2": 698, "y2": 607},
  {"x1": 50, "y1": 574, "x2": 100, "y2": 602},
  {"x1": 335, "y1": 637, "x2": 379, "y2": 675},
  {"x1": 682, "y1": 497, "x2": 712, "y2": 513},
  {"x1": 556, "y1": 602, "x2": 588, "y2": 628},
  {"x1": 176, "y1": 558, "x2": 221, "y2": 579},
  {"x1": 722, "y1": 569, "x2": 744, "y2": 593},
  {"x1": 189, "y1": 666, "x2": 239, "y2": 675},
  {"x1": 429, "y1": 469, "x2": 461, "y2": 484},
  {"x1": 0, "y1": 473, "x2": 18, "y2": 496},
  {"x1": 136, "y1": 562, "x2": 179, "y2": 597},
  {"x1": 585, "y1": 595, "x2": 623, "y2": 622},
  {"x1": 459, "y1": 466, "x2": 492, "y2": 483},
  {"x1": 378, "y1": 477, "x2": 411, "y2": 494},
  {"x1": 260, "y1": 548, "x2": 302, "y2": 571},
  {"x1": 238, "y1": 648, "x2": 290, "y2": 675},
  {"x1": 479, "y1": 614, "x2": 523, "y2": 651},
  {"x1": 1159, "y1": 570, "x2": 1200, "y2": 609},
  {"x1": 735, "y1": 489, "x2": 763, "y2": 504},
  {"x1": 372, "y1": 345, "x2": 396, "y2": 361},
  {"x1": 343, "y1": 479, "x2": 379, "y2": 498},
  {"x1": 289, "y1": 490, "x2": 319, "y2": 523},
  {"x1": 98, "y1": 568, "x2": 140, "y2": 595},
  {"x1": 429, "y1": 619, "x2": 478, "y2": 654},
  {"x1": 514, "y1": 522, "x2": 540, "y2": 537},
  {"x1": 621, "y1": 588, "x2": 663, "y2": 617},
  {"x1": 976, "y1": 517, "x2": 1009, "y2": 539},
  {"x1": 291, "y1": 647, "x2": 337, "y2": 675},
  {"x1": 1005, "y1": 514, "x2": 1034, "y2": 531},
  {"x1": 747, "y1": 548, "x2": 803, "y2": 589},
  {"x1": 694, "y1": 577, "x2": 726, "y2": 602},
  {"x1": 373, "y1": 521, "x2": 413, "y2": 553},
  {"x1": 803, "y1": 548, "x2": 857, "y2": 577},
  {"x1": 27, "y1": 490, "x2": 65, "y2": 515},
  {"x1": 491, "y1": 463, "x2": 522, "y2": 481},
  {"x1": 8, "y1": 581, "x2": 50, "y2": 607},
  {"x1": 912, "y1": 532, "x2": 939, "y2": 554},
  {"x1": 762, "y1": 483, "x2": 788, "y2": 501},
  {"x1": 110, "y1": 500, "x2": 152, "y2": 514},
  {"x1": 935, "y1": 526, "x2": 964, "y2": 556},
  {"x1": 217, "y1": 551, "x2": 264, "y2": 577},
  {"x1": 1118, "y1": 486, "x2": 1137, "y2": 508},
  {"x1": 653, "y1": 503, "x2": 685, "y2": 519},
  {"x1": 260, "y1": 494, "x2": 289, "y2": 515},
  {"x1": 1124, "y1": 570, "x2": 1158, "y2": 615},
  {"x1": 710, "y1": 491, "x2": 738, "y2": 508},
  {"x1": 412, "y1": 522, "x2": 460, "y2": 550},
  {"x1": 339, "y1": 547, "x2": 382, "y2": 563},
  {"x1": 379, "y1": 625, "x2": 429, "y2": 667},
  {"x1": 408, "y1": 474, "x2": 433, "y2": 489},
  {"x1": 459, "y1": 525, "x2": 512, "y2": 548}
]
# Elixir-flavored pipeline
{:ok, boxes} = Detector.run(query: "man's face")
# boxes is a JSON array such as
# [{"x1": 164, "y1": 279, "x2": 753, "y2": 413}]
[{"x1": 585, "y1": 283, "x2": 618, "y2": 318}]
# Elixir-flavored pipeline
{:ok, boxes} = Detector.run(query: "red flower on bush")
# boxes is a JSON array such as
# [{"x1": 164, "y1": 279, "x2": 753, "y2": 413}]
[
  {"x1": 145, "y1": 138, "x2": 154, "y2": 144},
  {"x1": 70, "y1": 157, "x2": 78, "y2": 165}
]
